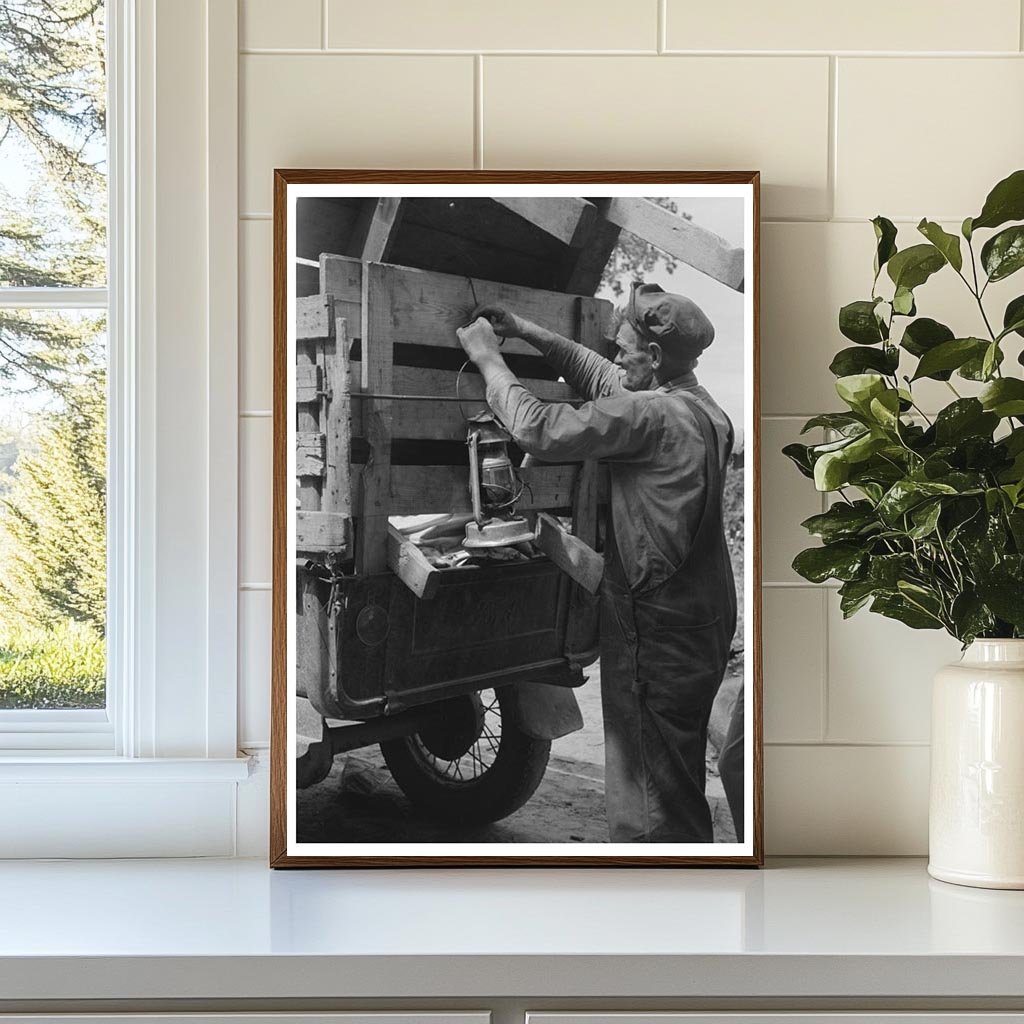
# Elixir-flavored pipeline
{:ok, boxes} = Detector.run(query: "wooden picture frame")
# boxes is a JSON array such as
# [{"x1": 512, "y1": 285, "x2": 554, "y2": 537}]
[{"x1": 271, "y1": 171, "x2": 762, "y2": 867}]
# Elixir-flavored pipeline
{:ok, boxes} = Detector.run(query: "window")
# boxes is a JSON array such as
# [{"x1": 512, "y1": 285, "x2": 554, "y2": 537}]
[{"x1": 0, "y1": 0, "x2": 111, "y2": 746}]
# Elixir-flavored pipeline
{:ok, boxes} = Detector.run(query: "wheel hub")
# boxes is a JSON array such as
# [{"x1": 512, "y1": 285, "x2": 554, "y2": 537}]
[{"x1": 417, "y1": 693, "x2": 485, "y2": 761}]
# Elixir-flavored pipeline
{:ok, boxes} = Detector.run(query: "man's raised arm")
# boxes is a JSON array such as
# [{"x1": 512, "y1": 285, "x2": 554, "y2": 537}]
[{"x1": 473, "y1": 305, "x2": 623, "y2": 401}]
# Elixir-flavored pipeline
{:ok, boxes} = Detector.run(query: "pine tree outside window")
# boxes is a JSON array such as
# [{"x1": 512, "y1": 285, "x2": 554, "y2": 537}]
[{"x1": 0, "y1": 1, "x2": 110, "y2": 742}]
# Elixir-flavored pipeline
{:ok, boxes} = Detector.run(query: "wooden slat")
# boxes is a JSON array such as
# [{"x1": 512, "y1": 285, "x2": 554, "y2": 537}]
[
  {"x1": 296, "y1": 294, "x2": 332, "y2": 341},
  {"x1": 322, "y1": 316, "x2": 353, "y2": 519},
  {"x1": 295, "y1": 363, "x2": 320, "y2": 404},
  {"x1": 492, "y1": 197, "x2": 596, "y2": 248},
  {"x1": 561, "y1": 200, "x2": 622, "y2": 295},
  {"x1": 296, "y1": 431, "x2": 325, "y2": 477},
  {"x1": 346, "y1": 363, "x2": 579, "y2": 442},
  {"x1": 296, "y1": 510, "x2": 350, "y2": 553},
  {"x1": 387, "y1": 524, "x2": 441, "y2": 600},
  {"x1": 354, "y1": 196, "x2": 405, "y2": 263},
  {"x1": 603, "y1": 197, "x2": 745, "y2": 292},
  {"x1": 350, "y1": 463, "x2": 581, "y2": 516},
  {"x1": 319, "y1": 254, "x2": 362, "y2": 346},
  {"x1": 372, "y1": 262, "x2": 610, "y2": 358},
  {"x1": 390, "y1": 221, "x2": 559, "y2": 291},
  {"x1": 534, "y1": 513, "x2": 603, "y2": 595},
  {"x1": 355, "y1": 262, "x2": 394, "y2": 573}
]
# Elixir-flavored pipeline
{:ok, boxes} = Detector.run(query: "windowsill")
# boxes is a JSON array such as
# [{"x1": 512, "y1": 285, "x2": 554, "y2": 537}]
[
  {"x1": 0, "y1": 754, "x2": 252, "y2": 781},
  {"x1": 0, "y1": 857, "x2": 1022, "y2": 1004}
]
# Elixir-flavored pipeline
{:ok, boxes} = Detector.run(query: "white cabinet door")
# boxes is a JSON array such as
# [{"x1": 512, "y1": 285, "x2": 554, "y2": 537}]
[
  {"x1": 528, "y1": 1016, "x2": 1024, "y2": 1024},
  {"x1": 0, "y1": 1015, "x2": 490, "y2": 1024}
]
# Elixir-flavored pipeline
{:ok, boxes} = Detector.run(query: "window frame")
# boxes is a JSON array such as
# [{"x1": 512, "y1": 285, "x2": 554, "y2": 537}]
[
  {"x1": 0, "y1": 0, "x2": 247, "y2": 858},
  {"x1": 0, "y1": 6, "x2": 117, "y2": 750}
]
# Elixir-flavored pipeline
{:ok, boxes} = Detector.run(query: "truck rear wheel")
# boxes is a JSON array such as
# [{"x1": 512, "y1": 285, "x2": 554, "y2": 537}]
[{"x1": 380, "y1": 686, "x2": 550, "y2": 825}]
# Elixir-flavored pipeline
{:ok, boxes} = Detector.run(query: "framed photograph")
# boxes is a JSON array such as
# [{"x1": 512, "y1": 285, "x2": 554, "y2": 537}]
[{"x1": 270, "y1": 171, "x2": 762, "y2": 867}]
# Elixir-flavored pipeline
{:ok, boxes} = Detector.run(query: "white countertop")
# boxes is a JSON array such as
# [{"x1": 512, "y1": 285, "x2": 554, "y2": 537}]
[{"x1": 2, "y1": 857, "x2": 1024, "y2": 1002}]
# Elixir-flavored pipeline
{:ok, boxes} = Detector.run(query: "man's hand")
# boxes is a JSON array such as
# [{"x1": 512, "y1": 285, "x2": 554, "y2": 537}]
[
  {"x1": 472, "y1": 304, "x2": 526, "y2": 339},
  {"x1": 456, "y1": 317, "x2": 504, "y2": 367}
]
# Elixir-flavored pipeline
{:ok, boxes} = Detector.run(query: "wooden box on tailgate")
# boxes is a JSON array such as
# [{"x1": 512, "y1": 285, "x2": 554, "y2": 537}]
[{"x1": 295, "y1": 254, "x2": 610, "y2": 722}]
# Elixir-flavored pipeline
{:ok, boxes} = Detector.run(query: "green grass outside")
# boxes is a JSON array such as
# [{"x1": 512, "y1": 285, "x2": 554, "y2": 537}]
[{"x1": 0, "y1": 620, "x2": 105, "y2": 709}]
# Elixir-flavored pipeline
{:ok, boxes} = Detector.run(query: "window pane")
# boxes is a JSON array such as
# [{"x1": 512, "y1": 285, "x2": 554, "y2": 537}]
[
  {"x1": 0, "y1": 309, "x2": 105, "y2": 709},
  {"x1": 0, "y1": 1, "x2": 107, "y2": 289}
]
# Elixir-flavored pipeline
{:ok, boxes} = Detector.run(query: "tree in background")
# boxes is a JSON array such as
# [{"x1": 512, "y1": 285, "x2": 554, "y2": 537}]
[
  {"x1": 599, "y1": 198, "x2": 691, "y2": 297},
  {"x1": 0, "y1": 0, "x2": 106, "y2": 397},
  {"x1": 0, "y1": 1, "x2": 107, "y2": 705},
  {"x1": 0, "y1": 372, "x2": 105, "y2": 633}
]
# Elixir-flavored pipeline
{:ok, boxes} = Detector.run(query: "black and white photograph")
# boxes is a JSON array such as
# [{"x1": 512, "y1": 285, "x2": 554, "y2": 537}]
[{"x1": 272, "y1": 173, "x2": 761, "y2": 866}]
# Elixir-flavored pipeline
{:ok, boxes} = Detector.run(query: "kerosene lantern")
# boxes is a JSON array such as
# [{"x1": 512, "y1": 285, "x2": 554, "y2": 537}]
[{"x1": 463, "y1": 411, "x2": 535, "y2": 548}]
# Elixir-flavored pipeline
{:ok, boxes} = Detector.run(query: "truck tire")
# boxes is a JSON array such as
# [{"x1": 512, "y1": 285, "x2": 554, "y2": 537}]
[{"x1": 380, "y1": 686, "x2": 551, "y2": 825}]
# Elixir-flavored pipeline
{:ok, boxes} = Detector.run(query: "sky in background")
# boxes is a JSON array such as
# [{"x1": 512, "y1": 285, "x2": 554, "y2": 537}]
[{"x1": 597, "y1": 197, "x2": 747, "y2": 444}]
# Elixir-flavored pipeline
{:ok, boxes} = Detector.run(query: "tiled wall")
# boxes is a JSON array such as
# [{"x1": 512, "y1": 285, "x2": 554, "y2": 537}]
[{"x1": 236, "y1": 0, "x2": 1024, "y2": 854}]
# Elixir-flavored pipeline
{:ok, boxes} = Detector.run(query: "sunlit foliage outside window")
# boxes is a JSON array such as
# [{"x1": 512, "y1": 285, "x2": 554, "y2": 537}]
[{"x1": 0, "y1": 1, "x2": 107, "y2": 708}]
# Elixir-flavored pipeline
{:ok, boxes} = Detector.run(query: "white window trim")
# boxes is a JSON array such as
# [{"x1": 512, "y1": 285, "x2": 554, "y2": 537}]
[{"x1": 0, "y1": 0, "x2": 249, "y2": 856}]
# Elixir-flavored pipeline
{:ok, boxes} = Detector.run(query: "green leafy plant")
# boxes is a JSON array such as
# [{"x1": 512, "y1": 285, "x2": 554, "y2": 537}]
[{"x1": 786, "y1": 170, "x2": 1024, "y2": 644}]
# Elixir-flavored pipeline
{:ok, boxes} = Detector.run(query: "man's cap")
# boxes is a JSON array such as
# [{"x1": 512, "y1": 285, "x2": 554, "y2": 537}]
[{"x1": 625, "y1": 281, "x2": 715, "y2": 362}]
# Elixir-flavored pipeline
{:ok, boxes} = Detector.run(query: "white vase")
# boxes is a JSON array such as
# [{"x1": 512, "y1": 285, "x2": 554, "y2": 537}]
[{"x1": 929, "y1": 639, "x2": 1024, "y2": 889}]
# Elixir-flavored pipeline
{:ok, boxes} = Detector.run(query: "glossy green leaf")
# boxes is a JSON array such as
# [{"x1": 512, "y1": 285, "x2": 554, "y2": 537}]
[
  {"x1": 962, "y1": 216, "x2": 974, "y2": 241},
  {"x1": 800, "y1": 413, "x2": 865, "y2": 435},
  {"x1": 980, "y1": 378, "x2": 1024, "y2": 418},
  {"x1": 959, "y1": 345, "x2": 1004, "y2": 380},
  {"x1": 838, "y1": 578, "x2": 877, "y2": 617},
  {"x1": 782, "y1": 442, "x2": 815, "y2": 479},
  {"x1": 900, "y1": 318, "x2": 955, "y2": 368},
  {"x1": 839, "y1": 299, "x2": 886, "y2": 345},
  {"x1": 917, "y1": 218, "x2": 963, "y2": 272},
  {"x1": 976, "y1": 576, "x2": 1024, "y2": 628},
  {"x1": 911, "y1": 337, "x2": 987, "y2": 380},
  {"x1": 871, "y1": 593, "x2": 943, "y2": 630},
  {"x1": 892, "y1": 286, "x2": 916, "y2": 316},
  {"x1": 872, "y1": 216, "x2": 898, "y2": 277},
  {"x1": 835, "y1": 373, "x2": 886, "y2": 414},
  {"x1": 814, "y1": 450, "x2": 851, "y2": 491},
  {"x1": 1003, "y1": 295, "x2": 1024, "y2": 339},
  {"x1": 868, "y1": 389, "x2": 902, "y2": 430},
  {"x1": 908, "y1": 500, "x2": 943, "y2": 539},
  {"x1": 877, "y1": 479, "x2": 958, "y2": 524},
  {"x1": 950, "y1": 593, "x2": 995, "y2": 644},
  {"x1": 981, "y1": 225, "x2": 1024, "y2": 282},
  {"x1": 829, "y1": 345, "x2": 899, "y2": 378},
  {"x1": 800, "y1": 501, "x2": 879, "y2": 543},
  {"x1": 933, "y1": 399, "x2": 999, "y2": 444},
  {"x1": 792, "y1": 542, "x2": 866, "y2": 584},
  {"x1": 868, "y1": 552, "x2": 915, "y2": 587},
  {"x1": 982, "y1": 341, "x2": 1001, "y2": 381},
  {"x1": 971, "y1": 169, "x2": 1024, "y2": 232},
  {"x1": 887, "y1": 244, "x2": 946, "y2": 291}
]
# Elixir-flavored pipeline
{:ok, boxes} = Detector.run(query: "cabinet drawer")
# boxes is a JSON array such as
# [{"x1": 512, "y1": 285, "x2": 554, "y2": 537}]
[
  {"x1": 528, "y1": 1017, "x2": 1024, "y2": 1024},
  {"x1": 0, "y1": 1016, "x2": 490, "y2": 1024}
]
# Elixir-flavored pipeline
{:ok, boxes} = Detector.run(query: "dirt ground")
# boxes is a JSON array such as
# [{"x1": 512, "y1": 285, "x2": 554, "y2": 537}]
[{"x1": 296, "y1": 659, "x2": 743, "y2": 845}]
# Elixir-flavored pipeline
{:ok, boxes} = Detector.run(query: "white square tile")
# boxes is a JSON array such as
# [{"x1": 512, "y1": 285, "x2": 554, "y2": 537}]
[
  {"x1": 836, "y1": 59, "x2": 1024, "y2": 221},
  {"x1": 483, "y1": 56, "x2": 830, "y2": 219},
  {"x1": 240, "y1": 416, "x2": 273, "y2": 587},
  {"x1": 666, "y1": 0, "x2": 1020, "y2": 52},
  {"x1": 766, "y1": 744, "x2": 929, "y2": 854},
  {"x1": 328, "y1": 0, "x2": 658, "y2": 50},
  {"x1": 763, "y1": 588, "x2": 825, "y2": 743},
  {"x1": 241, "y1": 0, "x2": 321, "y2": 49},
  {"x1": 826, "y1": 597, "x2": 962, "y2": 743},
  {"x1": 240, "y1": 219, "x2": 272, "y2": 412},
  {"x1": 760, "y1": 417, "x2": 824, "y2": 584},
  {"x1": 241, "y1": 55, "x2": 474, "y2": 213}
]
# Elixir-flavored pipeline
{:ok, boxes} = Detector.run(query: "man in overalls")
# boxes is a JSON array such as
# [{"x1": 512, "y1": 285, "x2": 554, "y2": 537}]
[{"x1": 457, "y1": 282, "x2": 738, "y2": 843}]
